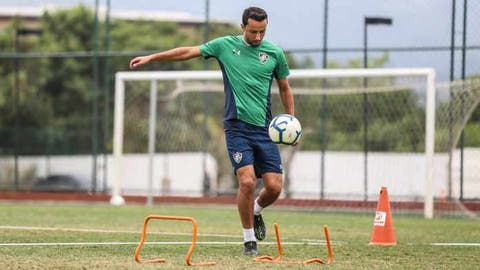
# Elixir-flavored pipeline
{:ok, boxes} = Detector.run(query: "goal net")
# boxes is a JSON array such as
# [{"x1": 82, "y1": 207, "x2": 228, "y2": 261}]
[{"x1": 110, "y1": 68, "x2": 478, "y2": 218}]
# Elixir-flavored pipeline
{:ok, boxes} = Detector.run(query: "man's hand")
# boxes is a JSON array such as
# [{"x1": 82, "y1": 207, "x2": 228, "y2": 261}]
[{"x1": 129, "y1": 56, "x2": 150, "y2": 69}]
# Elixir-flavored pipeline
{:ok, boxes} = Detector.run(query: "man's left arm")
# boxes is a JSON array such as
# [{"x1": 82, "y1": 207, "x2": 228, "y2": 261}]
[{"x1": 276, "y1": 78, "x2": 295, "y2": 116}]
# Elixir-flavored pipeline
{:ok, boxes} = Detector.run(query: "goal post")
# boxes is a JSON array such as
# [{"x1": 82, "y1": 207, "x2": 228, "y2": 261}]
[
  {"x1": 110, "y1": 71, "x2": 224, "y2": 207},
  {"x1": 111, "y1": 68, "x2": 436, "y2": 218}
]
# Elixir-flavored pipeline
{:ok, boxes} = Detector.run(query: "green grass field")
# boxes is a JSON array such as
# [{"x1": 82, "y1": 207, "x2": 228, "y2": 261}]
[{"x1": 0, "y1": 202, "x2": 478, "y2": 270}]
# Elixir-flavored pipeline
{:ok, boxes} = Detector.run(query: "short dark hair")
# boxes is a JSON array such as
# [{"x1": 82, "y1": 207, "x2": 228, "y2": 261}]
[{"x1": 242, "y1": 7, "x2": 268, "y2": 25}]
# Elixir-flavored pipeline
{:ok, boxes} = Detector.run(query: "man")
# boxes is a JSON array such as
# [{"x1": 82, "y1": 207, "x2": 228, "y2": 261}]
[{"x1": 129, "y1": 6, "x2": 295, "y2": 256}]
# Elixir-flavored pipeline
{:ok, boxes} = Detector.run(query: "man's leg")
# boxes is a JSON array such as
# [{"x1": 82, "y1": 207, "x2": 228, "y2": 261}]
[
  {"x1": 236, "y1": 165, "x2": 257, "y2": 229},
  {"x1": 256, "y1": 172, "x2": 282, "y2": 208},
  {"x1": 253, "y1": 172, "x2": 282, "y2": 241},
  {"x1": 236, "y1": 165, "x2": 258, "y2": 255},
  {"x1": 236, "y1": 169, "x2": 282, "y2": 229}
]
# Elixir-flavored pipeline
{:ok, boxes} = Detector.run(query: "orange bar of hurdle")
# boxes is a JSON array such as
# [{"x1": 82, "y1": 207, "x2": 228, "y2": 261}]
[
  {"x1": 254, "y1": 223, "x2": 283, "y2": 262},
  {"x1": 254, "y1": 223, "x2": 333, "y2": 265},
  {"x1": 134, "y1": 215, "x2": 216, "y2": 266}
]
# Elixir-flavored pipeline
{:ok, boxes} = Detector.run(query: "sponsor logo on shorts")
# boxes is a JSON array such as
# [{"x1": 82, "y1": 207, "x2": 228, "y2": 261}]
[{"x1": 233, "y1": 152, "x2": 243, "y2": 164}]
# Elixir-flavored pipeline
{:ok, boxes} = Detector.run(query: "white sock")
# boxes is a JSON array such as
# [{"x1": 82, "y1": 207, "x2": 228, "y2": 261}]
[
  {"x1": 254, "y1": 198, "x2": 264, "y2": 216},
  {"x1": 243, "y1": 228, "x2": 256, "y2": 242}
]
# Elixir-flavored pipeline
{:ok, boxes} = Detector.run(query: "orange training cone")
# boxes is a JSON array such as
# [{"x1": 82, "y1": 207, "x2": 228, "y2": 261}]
[{"x1": 369, "y1": 187, "x2": 396, "y2": 245}]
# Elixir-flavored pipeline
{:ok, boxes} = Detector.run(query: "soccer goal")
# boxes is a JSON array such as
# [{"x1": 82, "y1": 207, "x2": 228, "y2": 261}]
[{"x1": 111, "y1": 68, "x2": 438, "y2": 218}]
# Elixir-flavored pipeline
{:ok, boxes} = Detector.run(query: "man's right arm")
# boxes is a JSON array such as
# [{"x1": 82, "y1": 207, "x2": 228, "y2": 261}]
[{"x1": 129, "y1": 46, "x2": 202, "y2": 69}]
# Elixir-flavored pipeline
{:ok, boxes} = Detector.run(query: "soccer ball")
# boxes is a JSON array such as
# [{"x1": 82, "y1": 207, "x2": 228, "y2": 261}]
[{"x1": 268, "y1": 114, "x2": 302, "y2": 145}]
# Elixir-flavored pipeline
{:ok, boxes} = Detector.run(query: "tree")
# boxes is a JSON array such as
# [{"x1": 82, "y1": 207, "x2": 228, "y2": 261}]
[{"x1": 0, "y1": 5, "x2": 241, "y2": 155}]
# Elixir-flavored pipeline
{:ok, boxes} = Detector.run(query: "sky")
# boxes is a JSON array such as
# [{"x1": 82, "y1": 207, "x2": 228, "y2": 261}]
[{"x1": 1, "y1": 0, "x2": 479, "y2": 81}]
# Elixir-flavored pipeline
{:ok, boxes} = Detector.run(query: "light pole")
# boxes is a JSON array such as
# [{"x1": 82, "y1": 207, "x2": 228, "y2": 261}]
[
  {"x1": 459, "y1": 0, "x2": 467, "y2": 201},
  {"x1": 202, "y1": 0, "x2": 211, "y2": 195},
  {"x1": 448, "y1": 0, "x2": 456, "y2": 201},
  {"x1": 320, "y1": 0, "x2": 329, "y2": 199},
  {"x1": 13, "y1": 28, "x2": 43, "y2": 190},
  {"x1": 362, "y1": 17, "x2": 392, "y2": 201}
]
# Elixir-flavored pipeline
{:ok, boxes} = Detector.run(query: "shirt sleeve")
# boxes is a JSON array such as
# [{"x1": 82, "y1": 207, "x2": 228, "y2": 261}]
[
  {"x1": 274, "y1": 49, "x2": 290, "y2": 80},
  {"x1": 199, "y1": 37, "x2": 224, "y2": 59}
]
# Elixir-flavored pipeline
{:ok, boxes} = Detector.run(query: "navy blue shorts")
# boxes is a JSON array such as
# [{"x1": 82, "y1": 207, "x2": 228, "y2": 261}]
[{"x1": 224, "y1": 120, "x2": 282, "y2": 178}]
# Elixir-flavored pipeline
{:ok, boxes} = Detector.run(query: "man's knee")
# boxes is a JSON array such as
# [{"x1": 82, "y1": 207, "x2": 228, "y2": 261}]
[
  {"x1": 237, "y1": 167, "x2": 256, "y2": 194},
  {"x1": 263, "y1": 173, "x2": 282, "y2": 196},
  {"x1": 266, "y1": 181, "x2": 282, "y2": 197},
  {"x1": 239, "y1": 176, "x2": 255, "y2": 193}
]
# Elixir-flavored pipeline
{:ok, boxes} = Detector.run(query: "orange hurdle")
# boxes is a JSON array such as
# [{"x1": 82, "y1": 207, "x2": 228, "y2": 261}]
[
  {"x1": 134, "y1": 215, "x2": 216, "y2": 266},
  {"x1": 254, "y1": 223, "x2": 333, "y2": 265}
]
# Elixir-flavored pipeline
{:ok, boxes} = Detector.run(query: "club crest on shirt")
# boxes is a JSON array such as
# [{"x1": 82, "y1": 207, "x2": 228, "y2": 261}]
[
  {"x1": 258, "y1": 52, "x2": 269, "y2": 64},
  {"x1": 233, "y1": 152, "x2": 243, "y2": 164}
]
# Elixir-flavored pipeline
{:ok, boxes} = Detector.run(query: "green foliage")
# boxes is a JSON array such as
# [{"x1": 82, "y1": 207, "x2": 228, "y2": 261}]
[
  {"x1": 0, "y1": 5, "x2": 478, "y2": 157},
  {"x1": 287, "y1": 55, "x2": 429, "y2": 152},
  {"x1": 0, "y1": 5, "x2": 239, "y2": 155},
  {"x1": 465, "y1": 122, "x2": 480, "y2": 146}
]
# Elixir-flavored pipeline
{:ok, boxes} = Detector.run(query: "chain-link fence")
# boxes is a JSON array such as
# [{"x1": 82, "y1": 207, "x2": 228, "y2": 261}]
[{"x1": 0, "y1": 2, "x2": 479, "y2": 208}]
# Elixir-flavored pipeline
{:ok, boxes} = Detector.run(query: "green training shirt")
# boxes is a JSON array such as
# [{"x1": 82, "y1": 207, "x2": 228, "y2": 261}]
[{"x1": 199, "y1": 35, "x2": 290, "y2": 127}]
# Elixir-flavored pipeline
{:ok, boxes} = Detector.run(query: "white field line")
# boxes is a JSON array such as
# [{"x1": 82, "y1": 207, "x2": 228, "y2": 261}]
[
  {"x1": 0, "y1": 225, "x2": 240, "y2": 239},
  {"x1": 2, "y1": 241, "x2": 478, "y2": 247},
  {"x1": 1, "y1": 226, "x2": 475, "y2": 247},
  {"x1": 2, "y1": 225, "x2": 476, "y2": 247},
  {"x1": 0, "y1": 241, "x2": 326, "y2": 247},
  {"x1": 429, "y1": 243, "x2": 480, "y2": 246}
]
